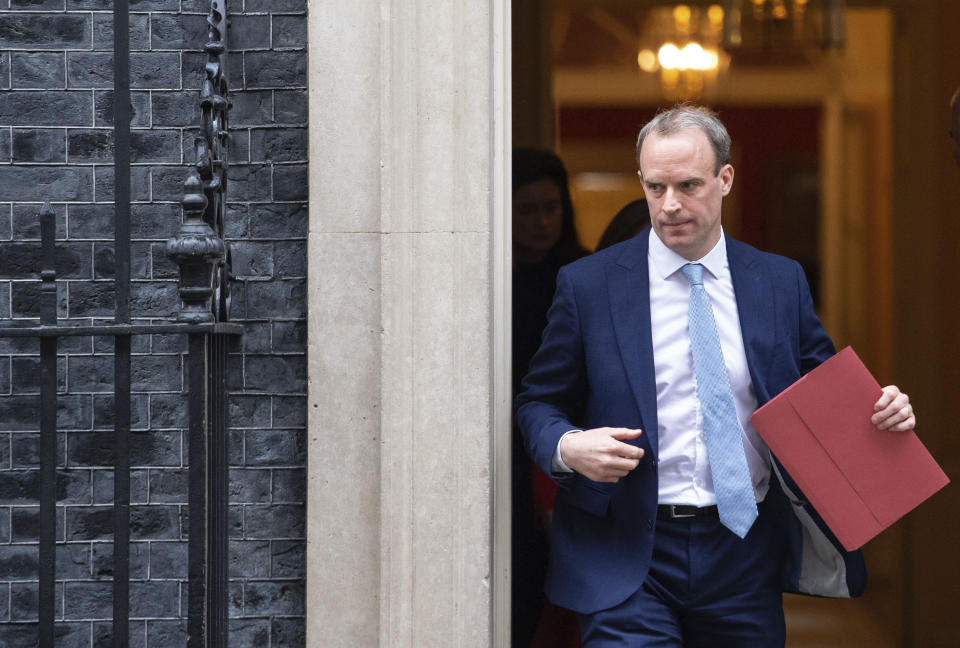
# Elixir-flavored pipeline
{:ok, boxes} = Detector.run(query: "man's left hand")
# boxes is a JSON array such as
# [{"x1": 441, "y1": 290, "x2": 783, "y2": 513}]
[{"x1": 871, "y1": 385, "x2": 915, "y2": 432}]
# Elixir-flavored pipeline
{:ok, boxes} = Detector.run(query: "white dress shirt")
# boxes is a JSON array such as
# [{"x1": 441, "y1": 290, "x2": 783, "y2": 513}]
[
  {"x1": 649, "y1": 229, "x2": 769, "y2": 505},
  {"x1": 554, "y1": 229, "x2": 770, "y2": 506}
]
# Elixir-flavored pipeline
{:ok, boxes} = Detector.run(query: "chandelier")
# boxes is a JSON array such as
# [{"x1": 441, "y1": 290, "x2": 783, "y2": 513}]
[{"x1": 637, "y1": 1, "x2": 846, "y2": 98}]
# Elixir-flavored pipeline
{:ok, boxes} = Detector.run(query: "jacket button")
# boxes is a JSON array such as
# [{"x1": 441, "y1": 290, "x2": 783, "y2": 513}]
[{"x1": 645, "y1": 519, "x2": 653, "y2": 530}]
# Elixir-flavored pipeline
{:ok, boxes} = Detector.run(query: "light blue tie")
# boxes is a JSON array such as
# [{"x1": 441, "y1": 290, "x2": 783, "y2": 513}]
[{"x1": 681, "y1": 263, "x2": 758, "y2": 538}]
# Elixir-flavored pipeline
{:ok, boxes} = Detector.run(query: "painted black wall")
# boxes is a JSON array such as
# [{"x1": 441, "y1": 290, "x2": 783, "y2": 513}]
[{"x1": 0, "y1": 1, "x2": 307, "y2": 646}]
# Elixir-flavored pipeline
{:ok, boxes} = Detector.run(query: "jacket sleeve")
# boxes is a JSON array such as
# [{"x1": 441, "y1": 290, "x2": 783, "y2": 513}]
[{"x1": 515, "y1": 266, "x2": 587, "y2": 480}]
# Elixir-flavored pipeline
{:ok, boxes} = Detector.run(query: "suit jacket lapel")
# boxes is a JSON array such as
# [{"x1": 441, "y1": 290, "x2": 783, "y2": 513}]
[
  {"x1": 727, "y1": 236, "x2": 775, "y2": 404},
  {"x1": 608, "y1": 231, "x2": 660, "y2": 458}
]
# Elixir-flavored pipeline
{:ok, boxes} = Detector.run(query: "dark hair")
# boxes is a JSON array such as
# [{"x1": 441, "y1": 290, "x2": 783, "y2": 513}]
[
  {"x1": 512, "y1": 148, "x2": 587, "y2": 265},
  {"x1": 635, "y1": 104, "x2": 731, "y2": 175},
  {"x1": 596, "y1": 198, "x2": 651, "y2": 251}
]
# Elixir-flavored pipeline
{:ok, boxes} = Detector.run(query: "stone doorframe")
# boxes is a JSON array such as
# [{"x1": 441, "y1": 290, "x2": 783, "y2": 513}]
[{"x1": 306, "y1": 1, "x2": 512, "y2": 646}]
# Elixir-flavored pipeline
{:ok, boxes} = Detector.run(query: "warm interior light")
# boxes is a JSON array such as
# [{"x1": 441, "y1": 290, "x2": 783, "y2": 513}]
[
  {"x1": 658, "y1": 43, "x2": 681, "y2": 69},
  {"x1": 637, "y1": 48, "x2": 659, "y2": 72}
]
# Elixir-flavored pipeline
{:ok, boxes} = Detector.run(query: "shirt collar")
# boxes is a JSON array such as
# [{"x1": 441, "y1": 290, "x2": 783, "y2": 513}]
[{"x1": 649, "y1": 228, "x2": 728, "y2": 281}]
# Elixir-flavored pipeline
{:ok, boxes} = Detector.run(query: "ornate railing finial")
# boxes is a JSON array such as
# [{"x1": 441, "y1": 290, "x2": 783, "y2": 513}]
[{"x1": 168, "y1": 0, "x2": 232, "y2": 323}]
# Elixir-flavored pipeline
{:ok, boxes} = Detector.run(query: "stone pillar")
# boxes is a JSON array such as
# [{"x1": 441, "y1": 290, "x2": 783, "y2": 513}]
[{"x1": 306, "y1": 1, "x2": 510, "y2": 646}]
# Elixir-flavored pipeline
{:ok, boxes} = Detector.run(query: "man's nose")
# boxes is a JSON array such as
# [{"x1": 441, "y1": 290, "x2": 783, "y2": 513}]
[{"x1": 662, "y1": 189, "x2": 681, "y2": 214}]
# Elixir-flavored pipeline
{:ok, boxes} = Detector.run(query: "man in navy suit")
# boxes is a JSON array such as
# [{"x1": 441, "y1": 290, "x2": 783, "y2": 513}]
[{"x1": 515, "y1": 105, "x2": 916, "y2": 646}]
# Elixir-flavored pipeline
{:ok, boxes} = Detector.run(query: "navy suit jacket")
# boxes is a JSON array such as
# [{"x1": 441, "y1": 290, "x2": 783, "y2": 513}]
[{"x1": 516, "y1": 230, "x2": 866, "y2": 615}]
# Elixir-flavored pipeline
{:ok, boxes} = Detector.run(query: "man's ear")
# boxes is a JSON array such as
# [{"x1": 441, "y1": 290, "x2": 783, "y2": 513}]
[
  {"x1": 719, "y1": 164, "x2": 734, "y2": 196},
  {"x1": 637, "y1": 170, "x2": 643, "y2": 182}
]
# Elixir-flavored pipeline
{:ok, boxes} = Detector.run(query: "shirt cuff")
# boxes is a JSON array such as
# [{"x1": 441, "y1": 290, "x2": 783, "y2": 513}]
[{"x1": 551, "y1": 430, "x2": 580, "y2": 474}]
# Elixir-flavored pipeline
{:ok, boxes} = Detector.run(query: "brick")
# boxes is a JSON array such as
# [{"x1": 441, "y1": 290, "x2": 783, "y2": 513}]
[
  {"x1": 11, "y1": 0, "x2": 66, "y2": 8},
  {"x1": 229, "y1": 618, "x2": 271, "y2": 648},
  {"x1": 230, "y1": 241, "x2": 273, "y2": 279},
  {"x1": 0, "y1": 241, "x2": 91, "y2": 279},
  {"x1": 270, "y1": 539, "x2": 304, "y2": 578},
  {"x1": 93, "y1": 242, "x2": 152, "y2": 281},
  {"x1": 11, "y1": 505, "x2": 66, "y2": 542},
  {"x1": 271, "y1": 468, "x2": 304, "y2": 504},
  {"x1": 150, "y1": 165, "x2": 188, "y2": 201},
  {"x1": 151, "y1": 91, "x2": 199, "y2": 128},
  {"x1": 273, "y1": 241, "x2": 306, "y2": 279},
  {"x1": 0, "y1": 129, "x2": 10, "y2": 163},
  {"x1": 69, "y1": 281, "x2": 114, "y2": 317},
  {"x1": 91, "y1": 540, "x2": 148, "y2": 580},
  {"x1": 244, "y1": 430, "x2": 303, "y2": 467},
  {"x1": 244, "y1": 504, "x2": 303, "y2": 539},
  {"x1": 92, "y1": 469, "x2": 149, "y2": 505},
  {"x1": 271, "y1": 394, "x2": 306, "y2": 428},
  {"x1": 131, "y1": 129, "x2": 182, "y2": 164},
  {"x1": 9, "y1": 356, "x2": 65, "y2": 394},
  {"x1": 129, "y1": 431, "x2": 182, "y2": 467},
  {"x1": 148, "y1": 540, "x2": 186, "y2": 579},
  {"x1": 249, "y1": 127, "x2": 306, "y2": 163},
  {"x1": 243, "y1": 355, "x2": 305, "y2": 393},
  {"x1": 57, "y1": 542, "x2": 92, "y2": 580},
  {"x1": 11, "y1": 582, "x2": 64, "y2": 620},
  {"x1": 65, "y1": 506, "x2": 112, "y2": 541},
  {"x1": 248, "y1": 202, "x2": 307, "y2": 239},
  {"x1": 0, "y1": 583, "x2": 9, "y2": 619},
  {"x1": 244, "y1": 52, "x2": 306, "y2": 89},
  {"x1": 148, "y1": 468, "x2": 186, "y2": 503},
  {"x1": 93, "y1": 90, "x2": 151, "y2": 128},
  {"x1": 238, "y1": 322, "x2": 271, "y2": 353},
  {"x1": 67, "y1": 356, "x2": 113, "y2": 393},
  {"x1": 0, "y1": 507, "x2": 9, "y2": 543},
  {"x1": 0, "y1": 545, "x2": 38, "y2": 579},
  {"x1": 67, "y1": 204, "x2": 113, "y2": 239},
  {"x1": 151, "y1": 243, "x2": 178, "y2": 279},
  {"x1": 131, "y1": 52, "x2": 183, "y2": 90},
  {"x1": 227, "y1": 164, "x2": 272, "y2": 201},
  {"x1": 228, "y1": 15, "x2": 271, "y2": 50},
  {"x1": 92, "y1": 12, "x2": 151, "y2": 51},
  {"x1": 228, "y1": 394, "x2": 271, "y2": 428},
  {"x1": 271, "y1": 618, "x2": 306, "y2": 648},
  {"x1": 66, "y1": 52, "x2": 114, "y2": 90},
  {"x1": 244, "y1": 279, "x2": 305, "y2": 320},
  {"x1": 230, "y1": 90, "x2": 272, "y2": 127},
  {"x1": 131, "y1": 354, "x2": 181, "y2": 391},
  {"x1": 272, "y1": 321, "x2": 305, "y2": 353},
  {"x1": 228, "y1": 539, "x2": 270, "y2": 578},
  {"x1": 12, "y1": 201, "x2": 66, "y2": 240},
  {"x1": 245, "y1": 0, "x2": 306, "y2": 11},
  {"x1": 0, "y1": 396, "x2": 39, "y2": 431},
  {"x1": 149, "y1": 392, "x2": 187, "y2": 429},
  {"x1": 63, "y1": 582, "x2": 112, "y2": 620},
  {"x1": 0, "y1": 166, "x2": 92, "y2": 203},
  {"x1": 130, "y1": 504, "x2": 180, "y2": 540},
  {"x1": 229, "y1": 468, "x2": 270, "y2": 503},
  {"x1": 93, "y1": 164, "x2": 152, "y2": 203},
  {"x1": 272, "y1": 15, "x2": 307, "y2": 50},
  {"x1": 131, "y1": 203, "x2": 181, "y2": 239},
  {"x1": 0, "y1": 90, "x2": 91, "y2": 126},
  {"x1": 146, "y1": 620, "x2": 187, "y2": 645},
  {"x1": 130, "y1": 281, "x2": 178, "y2": 318},
  {"x1": 0, "y1": 14, "x2": 91, "y2": 49},
  {"x1": 12, "y1": 128, "x2": 66, "y2": 163},
  {"x1": 273, "y1": 90, "x2": 308, "y2": 124},
  {"x1": 11, "y1": 52, "x2": 65, "y2": 89},
  {"x1": 0, "y1": 52, "x2": 9, "y2": 90},
  {"x1": 243, "y1": 580, "x2": 304, "y2": 616},
  {"x1": 272, "y1": 164, "x2": 307, "y2": 201},
  {"x1": 52, "y1": 622, "x2": 93, "y2": 648},
  {"x1": 130, "y1": 581, "x2": 179, "y2": 618},
  {"x1": 150, "y1": 13, "x2": 207, "y2": 51}
]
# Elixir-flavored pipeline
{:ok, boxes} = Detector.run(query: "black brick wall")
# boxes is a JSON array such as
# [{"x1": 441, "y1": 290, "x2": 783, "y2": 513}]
[{"x1": 0, "y1": 1, "x2": 308, "y2": 646}]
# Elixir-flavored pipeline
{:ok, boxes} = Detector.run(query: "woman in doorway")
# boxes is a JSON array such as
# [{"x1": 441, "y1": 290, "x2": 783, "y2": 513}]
[{"x1": 512, "y1": 148, "x2": 587, "y2": 648}]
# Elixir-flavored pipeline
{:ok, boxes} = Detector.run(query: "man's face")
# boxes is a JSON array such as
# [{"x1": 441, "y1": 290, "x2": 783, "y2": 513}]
[{"x1": 638, "y1": 128, "x2": 733, "y2": 261}]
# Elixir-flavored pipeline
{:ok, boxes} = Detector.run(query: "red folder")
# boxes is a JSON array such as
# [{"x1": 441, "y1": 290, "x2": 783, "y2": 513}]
[{"x1": 750, "y1": 346, "x2": 949, "y2": 551}]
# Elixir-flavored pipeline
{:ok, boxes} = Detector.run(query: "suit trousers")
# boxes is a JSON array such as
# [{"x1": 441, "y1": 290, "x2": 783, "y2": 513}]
[{"x1": 578, "y1": 501, "x2": 786, "y2": 648}]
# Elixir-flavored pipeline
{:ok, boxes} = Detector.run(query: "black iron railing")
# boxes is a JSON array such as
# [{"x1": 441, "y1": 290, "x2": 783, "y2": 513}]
[{"x1": 0, "y1": 1, "x2": 239, "y2": 646}]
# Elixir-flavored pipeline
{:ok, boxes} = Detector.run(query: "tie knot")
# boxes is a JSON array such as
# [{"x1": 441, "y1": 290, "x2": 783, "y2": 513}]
[{"x1": 681, "y1": 263, "x2": 704, "y2": 286}]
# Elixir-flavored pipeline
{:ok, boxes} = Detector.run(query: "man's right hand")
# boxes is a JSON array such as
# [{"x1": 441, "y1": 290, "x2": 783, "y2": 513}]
[{"x1": 559, "y1": 428, "x2": 644, "y2": 483}]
